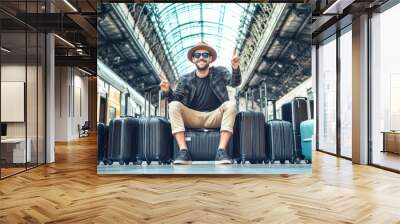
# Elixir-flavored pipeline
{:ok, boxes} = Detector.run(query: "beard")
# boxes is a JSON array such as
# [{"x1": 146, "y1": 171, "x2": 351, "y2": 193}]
[{"x1": 195, "y1": 60, "x2": 209, "y2": 71}]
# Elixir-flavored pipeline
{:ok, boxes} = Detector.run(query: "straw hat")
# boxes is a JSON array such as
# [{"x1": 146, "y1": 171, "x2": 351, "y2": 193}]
[{"x1": 187, "y1": 41, "x2": 217, "y2": 63}]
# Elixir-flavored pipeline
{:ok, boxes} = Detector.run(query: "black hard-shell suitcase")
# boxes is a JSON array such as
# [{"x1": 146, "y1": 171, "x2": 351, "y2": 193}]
[
  {"x1": 107, "y1": 117, "x2": 139, "y2": 165},
  {"x1": 137, "y1": 116, "x2": 173, "y2": 165},
  {"x1": 233, "y1": 111, "x2": 266, "y2": 164},
  {"x1": 265, "y1": 120, "x2": 296, "y2": 164},
  {"x1": 281, "y1": 97, "x2": 309, "y2": 158},
  {"x1": 309, "y1": 99, "x2": 314, "y2": 119},
  {"x1": 97, "y1": 123, "x2": 108, "y2": 165},
  {"x1": 173, "y1": 128, "x2": 233, "y2": 161},
  {"x1": 281, "y1": 97, "x2": 309, "y2": 134}
]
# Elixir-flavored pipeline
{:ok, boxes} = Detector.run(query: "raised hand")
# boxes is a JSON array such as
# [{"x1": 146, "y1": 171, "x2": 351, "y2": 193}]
[
  {"x1": 231, "y1": 48, "x2": 240, "y2": 70},
  {"x1": 159, "y1": 72, "x2": 170, "y2": 93}
]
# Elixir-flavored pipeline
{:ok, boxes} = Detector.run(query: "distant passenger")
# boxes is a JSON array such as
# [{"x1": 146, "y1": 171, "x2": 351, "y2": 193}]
[{"x1": 159, "y1": 41, "x2": 241, "y2": 165}]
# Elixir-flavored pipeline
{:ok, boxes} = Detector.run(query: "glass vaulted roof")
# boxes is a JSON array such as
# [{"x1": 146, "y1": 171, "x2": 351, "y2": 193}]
[{"x1": 149, "y1": 3, "x2": 256, "y2": 77}]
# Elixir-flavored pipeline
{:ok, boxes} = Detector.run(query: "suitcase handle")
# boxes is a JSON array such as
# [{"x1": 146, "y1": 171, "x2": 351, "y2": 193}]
[
  {"x1": 120, "y1": 115, "x2": 134, "y2": 118},
  {"x1": 267, "y1": 119, "x2": 284, "y2": 122},
  {"x1": 142, "y1": 88, "x2": 169, "y2": 119},
  {"x1": 293, "y1": 97, "x2": 308, "y2": 100},
  {"x1": 291, "y1": 97, "x2": 312, "y2": 120},
  {"x1": 187, "y1": 128, "x2": 219, "y2": 132}
]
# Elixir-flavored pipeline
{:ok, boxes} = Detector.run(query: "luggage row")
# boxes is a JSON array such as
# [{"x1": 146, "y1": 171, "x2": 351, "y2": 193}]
[
  {"x1": 97, "y1": 111, "x2": 314, "y2": 165},
  {"x1": 98, "y1": 116, "x2": 172, "y2": 165}
]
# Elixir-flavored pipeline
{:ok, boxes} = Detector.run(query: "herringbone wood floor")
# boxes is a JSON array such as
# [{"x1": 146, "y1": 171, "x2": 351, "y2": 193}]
[{"x1": 1, "y1": 135, "x2": 400, "y2": 224}]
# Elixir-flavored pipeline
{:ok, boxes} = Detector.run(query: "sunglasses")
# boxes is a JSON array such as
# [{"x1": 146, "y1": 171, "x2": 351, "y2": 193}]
[{"x1": 192, "y1": 52, "x2": 210, "y2": 59}]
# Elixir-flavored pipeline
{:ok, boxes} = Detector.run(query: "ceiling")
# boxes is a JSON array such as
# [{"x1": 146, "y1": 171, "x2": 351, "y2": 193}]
[
  {"x1": 98, "y1": 3, "x2": 312, "y2": 105},
  {"x1": 2, "y1": 0, "x2": 395, "y2": 106},
  {"x1": 0, "y1": 32, "x2": 45, "y2": 64},
  {"x1": 97, "y1": 3, "x2": 165, "y2": 97},
  {"x1": 241, "y1": 4, "x2": 312, "y2": 102},
  {"x1": 148, "y1": 3, "x2": 256, "y2": 76},
  {"x1": 0, "y1": 0, "x2": 97, "y2": 74}
]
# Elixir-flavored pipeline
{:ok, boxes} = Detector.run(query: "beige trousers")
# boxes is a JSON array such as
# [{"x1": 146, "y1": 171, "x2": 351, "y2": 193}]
[{"x1": 168, "y1": 101, "x2": 237, "y2": 134}]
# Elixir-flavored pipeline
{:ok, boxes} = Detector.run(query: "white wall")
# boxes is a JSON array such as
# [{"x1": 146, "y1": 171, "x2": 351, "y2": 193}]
[
  {"x1": 1, "y1": 65, "x2": 37, "y2": 138},
  {"x1": 1, "y1": 65, "x2": 26, "y2": 138},
  {"x1": 55, "y1": 67, "x2": 89, "y2": 141},
  {"x1": 1, "y1": 65, "x2": 27, "y2": 143},
  {"x1": 55, "y1": 67, "x2": 68, "y2": 141},
  {"x1": 97, "y1": 60, "x2": 155, "y2": 117},
  {"x1": 72, "y1": 73, "x2": 89, "y2": 138},
  {"x1": 1, "y1": 63, "x2": 46, "y2": 163}
]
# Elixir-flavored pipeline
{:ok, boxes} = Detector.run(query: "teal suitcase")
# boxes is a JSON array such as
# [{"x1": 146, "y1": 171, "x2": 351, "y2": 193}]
[{"x1": 300, "y1": 119, "x2": 314, "y2": 163}]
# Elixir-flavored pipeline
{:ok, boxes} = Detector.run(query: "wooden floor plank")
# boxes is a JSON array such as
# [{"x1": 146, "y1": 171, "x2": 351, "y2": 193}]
[{"x1": 0, "y1": 135, "x2": 400, "y2": 223}]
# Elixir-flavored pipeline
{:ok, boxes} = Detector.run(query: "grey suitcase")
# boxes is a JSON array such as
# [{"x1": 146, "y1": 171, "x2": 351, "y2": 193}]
[
  {"x1": 233, "y1": 111, "x2": 266, "y2": 164},
  {"x1": 97, "y1": 123, "x2": 108, "y2": 165},
  {"x1": 137, "y1": 116, "x2": 173, "y2": 165},
  {"x1": 173, "y1": 128, "x2": 233, "y2": 161},
  {"x1": 265, "y1": 120, "x2": 296, "y2": 164},
  {"x1": 107, "y1": 117, "x2": 139, "y2": 165},
  {"x1": 137, "y1": 90, "x2": 173, "y2": 165}
]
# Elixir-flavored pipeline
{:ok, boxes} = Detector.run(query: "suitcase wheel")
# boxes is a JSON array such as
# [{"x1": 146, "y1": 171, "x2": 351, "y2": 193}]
[
  {"x1": 258, "y1": 160, "x2": 264, "y2": 164},
  {"x1": 146, "y1": 161, "x2": 151, "y2": 165},
  {"x1": 119, "y1": 160, "x2": 124, "y2": 165},
  {"x1": 295, "y1": 158, "x2": 301, "y2": 164},
  {"x1": 236, "y1": 160, "x2": 241, "y2": 164},
  {"x1": 264, "y1": 159, "x2": 269, "y2": 164},
  {"x1": 280, "y1": 160, "x2": 285, "y2": 164},
  {"x1": 289, "y1": 159, "x2": 295, "y2": 164},
  {"x1": 249, "y1": 160, "x2": 256, "y2": 164},
  {"x1": 124, "y1": 160, "x2": 130, "y2": 165},
  {"x1": 305, "y1": 159, "x2": 311, "y2": 164},
  {"x1": 107, "y1": 160, "x2": 113, "y2": 165},
  {"x1": 242, "y1": 160, "x2": 246, "y2": 165},
  {"x1": 158, "y1": 161, "x2": 162, "y2": 165}
]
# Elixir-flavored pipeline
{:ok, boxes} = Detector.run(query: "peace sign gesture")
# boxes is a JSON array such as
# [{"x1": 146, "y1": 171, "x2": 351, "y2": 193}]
[
  {"x1": 231, "y1": 48, "x2": 240, "y2": 70},
  {"x1": 159, "y1": 72, "x2": 170, "y2": 93}
]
